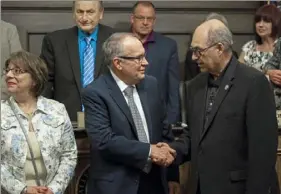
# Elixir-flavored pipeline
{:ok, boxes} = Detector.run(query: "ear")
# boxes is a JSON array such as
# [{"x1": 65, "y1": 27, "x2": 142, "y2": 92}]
[
  {"x1": 130, "y1": 14, "x2": 134, "y2": 25},
  {"x1": 99, "y1": 9, "x2": 104, "y2": 20},
  {"x1": 217, "y1": 43, "x2": 225, "y2": 55},
  {"x1": 112, "y1": 57, "x2": 122, "y2": 70}
]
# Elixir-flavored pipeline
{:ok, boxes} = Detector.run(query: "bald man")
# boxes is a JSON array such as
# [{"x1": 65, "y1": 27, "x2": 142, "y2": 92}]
[{"x1": 179, "y1": 19, "x2": 279, "y2": 194}]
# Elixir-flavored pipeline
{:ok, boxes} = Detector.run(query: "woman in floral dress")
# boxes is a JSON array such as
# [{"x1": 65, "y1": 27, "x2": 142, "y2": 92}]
[{"x1": 239, "y1": 4, "x2": 281, "y2": 71}]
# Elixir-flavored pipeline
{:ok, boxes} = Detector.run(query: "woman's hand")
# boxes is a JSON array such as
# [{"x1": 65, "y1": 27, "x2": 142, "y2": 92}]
[
  {"x1": 43, "y1": 188, "x2": 54, "y2": 194},
  {"x1": 267, "y1": 69, "x2": 281, "y2": 86},
  {"x1": 26, "y1": 186, "x2": 48, "y2": 194}
]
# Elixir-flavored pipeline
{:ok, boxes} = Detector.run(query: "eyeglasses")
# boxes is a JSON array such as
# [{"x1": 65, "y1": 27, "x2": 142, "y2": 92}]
[
  {"x1": 190, "y1": 43, "x2": 218, "y2": 58},
  {"x1": 3, "y1": 67, "x2": 28, "y2": 76},
  {"x1": 134, "y1": 15, "x2": 155, "y2": 22},
  {"x1": 117, "y1": 54, "x2": 146, "y2": 64}
]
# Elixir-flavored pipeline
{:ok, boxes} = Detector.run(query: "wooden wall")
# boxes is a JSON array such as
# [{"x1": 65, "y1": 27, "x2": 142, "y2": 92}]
[
  {"x1": 1, "y1": 1, "x2": 260, "y2": 80},
  {"x1": 2, "y1": 2, "x2": 270, "y2": 194}
]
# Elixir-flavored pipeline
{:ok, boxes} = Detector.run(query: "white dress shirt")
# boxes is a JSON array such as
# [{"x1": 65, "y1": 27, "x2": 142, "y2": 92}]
[{"x1": 110, "y1": 70, "x2": 150, "y2": 142}]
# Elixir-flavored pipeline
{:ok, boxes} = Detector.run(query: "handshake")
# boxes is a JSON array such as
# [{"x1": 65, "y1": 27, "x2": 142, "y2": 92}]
[{"x1": 150, "y1": 142, "x2": 176, "y2": 167}]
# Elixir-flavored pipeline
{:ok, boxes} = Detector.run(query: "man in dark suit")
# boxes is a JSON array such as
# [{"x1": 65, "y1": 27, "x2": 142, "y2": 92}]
[
  {"x1": 40, "y1": 0, "x2": 114, "y2": 121},
  {"x1": 183, "y1": 19, "x2": 278, "y2": 194},
  {"x1": 82, "y1": 32, "x2": 187, "y2": 194},
  {"x1": 130, "y1": 1, "x2": 180, "y2": 124}
]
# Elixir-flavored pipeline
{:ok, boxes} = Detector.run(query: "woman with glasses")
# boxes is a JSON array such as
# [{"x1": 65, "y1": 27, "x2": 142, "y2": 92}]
[
  {"x1": 239, "y1": 4, "x2": 281, "y2": 71},
  {"x1": 1, "y1": 51, "x2": 77, "y2": 194}
]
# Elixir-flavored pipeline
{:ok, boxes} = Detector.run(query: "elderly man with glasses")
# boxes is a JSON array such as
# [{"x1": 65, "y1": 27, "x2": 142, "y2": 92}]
[
  {"x1": 82, "y1": 32, "x2": 188, "y2": 194},
  {"x1": 178, "y1": 19, "x2": 279, "y2": 194}
]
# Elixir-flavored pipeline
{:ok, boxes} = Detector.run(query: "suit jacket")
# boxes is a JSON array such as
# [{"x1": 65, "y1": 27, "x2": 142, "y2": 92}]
[
  {"x1": 184, "y1": 57, "x2": 278, "y2": 194},
  {"x1": 40, "y1": 24, "x2": 114, "y2": 121},
  {"x1": 145, "y1": 32, "x2": 180, "y2": 124},
  {"x1": 1, "y1": 96, "x2": 77, "y2": 194},
  {"x1": 81, "y1": 73, "x2": 186, "y2": 194},
  {"x1": 1, "y1": 20, "x2": 22, "y2": 100}
]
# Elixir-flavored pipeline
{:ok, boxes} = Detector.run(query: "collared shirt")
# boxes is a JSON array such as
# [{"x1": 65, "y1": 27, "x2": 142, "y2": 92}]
[
  {"x1": 203, "y1": 58, "x2": 231, "y2": 130},
  {"x1": 110, "y1": 70, "x2": 150, "y2": 142},
  {"x1": 78, "y1": 26, "x2": 99, "y2": 85},
  {"x1": 142, "y1": 31, "x2": 155, "y2": 53}
]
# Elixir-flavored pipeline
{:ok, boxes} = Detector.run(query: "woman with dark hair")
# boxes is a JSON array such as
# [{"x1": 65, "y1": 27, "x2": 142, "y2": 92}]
[
  {"x1": 1, "y1": 51, "x2": 77, "y2": 194},
  {"x1": 239, "y1": 4, "x2": 281, "y2": 71}
]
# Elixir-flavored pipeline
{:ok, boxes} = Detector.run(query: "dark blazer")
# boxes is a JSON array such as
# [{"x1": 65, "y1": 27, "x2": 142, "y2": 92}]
[
  {"x1": 184, "y1": 57, "x2": 278, "y2": 194},
  {"x1": 145, "y1": 32, "x2": 180, "y2": 124},
  {"x1": 82, "y1": 73, "x2": 186, "y2": 194},
  {"x1": 40, "y1": 24, "x2": 114, "y2": 121}
]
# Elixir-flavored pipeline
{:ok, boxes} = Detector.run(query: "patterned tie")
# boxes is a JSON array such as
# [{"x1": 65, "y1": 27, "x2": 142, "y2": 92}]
[
  {"x1": 124, "y1": 86, "x2": 151, "y2": 173},
  {"x1": 83, "y1": 37, "x2": 94, "y2": 88}
]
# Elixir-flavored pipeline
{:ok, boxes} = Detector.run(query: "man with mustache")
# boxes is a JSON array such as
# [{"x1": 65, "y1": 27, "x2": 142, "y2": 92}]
[
  {"x1": 40, "y1": 0, "x2": 114, "y2": 121},
  {"x1": 182, "y1": 19, "x2": 278, "y2": 194}
]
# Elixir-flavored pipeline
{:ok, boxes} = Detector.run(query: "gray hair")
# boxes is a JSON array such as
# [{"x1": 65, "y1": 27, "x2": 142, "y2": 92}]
[
  {"x1": 102, "y1": 32, "x2": 138, "y2": 66},
  {"x1": 207, "y1": 26, "x2": 233, "y2": 53},
  {"x1": 205, "y1": 12, "x2": 229, "y2": 27}
]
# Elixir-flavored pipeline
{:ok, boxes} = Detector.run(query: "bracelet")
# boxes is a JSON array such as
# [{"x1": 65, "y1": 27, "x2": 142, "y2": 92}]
[{"x1": 21, "y1": 186, "x2": 27, "y2": 194}]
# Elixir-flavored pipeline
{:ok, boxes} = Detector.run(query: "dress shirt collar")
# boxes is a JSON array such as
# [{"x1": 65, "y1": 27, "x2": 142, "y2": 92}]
[{"x1": 110, "y1": 69, "x2": 136, "y2": 93}]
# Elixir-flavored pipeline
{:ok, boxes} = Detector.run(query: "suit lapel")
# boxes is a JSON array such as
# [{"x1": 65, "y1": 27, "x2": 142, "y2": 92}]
[
  {"x1": 95, "y1": 24, "x2": 108, "y2": 78},
  {"x1": 105, "y1": 74, "x2": 138, "y2": 138},
  {"x1": 199, "y1": 57, "x2": 237, "y2": 144},
  {"x1": 136, "y1": 81, "x2": 153, "y2": 142},
  {"x1": 193, "y1": 73, "x2": 208, "y2": 143},
  {"x1": 66, "y1": 26, "x2": 81, "y2": 94}
]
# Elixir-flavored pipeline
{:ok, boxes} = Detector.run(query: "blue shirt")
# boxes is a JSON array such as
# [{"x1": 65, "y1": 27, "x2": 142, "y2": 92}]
[{"x1": 78, "y1": 26, "x2": 99, "y2": 85}]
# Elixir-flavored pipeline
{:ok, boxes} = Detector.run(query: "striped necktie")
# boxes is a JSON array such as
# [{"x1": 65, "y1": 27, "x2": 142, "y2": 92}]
[{"x1": 83, "y1": 37, "x2": 94, "y2": 88}]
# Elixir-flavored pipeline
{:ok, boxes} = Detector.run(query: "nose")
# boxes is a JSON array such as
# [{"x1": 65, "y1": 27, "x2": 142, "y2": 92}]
[
  {"x1": 6, "y1": 69, "x2": 14, "y2": 77},
  {"x1": 142, "y1": 57, "x2": 149, "y2": 66},
  {"x1": 143, "y1": 18, "x2": 148, "y2": 25},
  {"x1": 191, "y1": 51, "x2": 198, "y2": 61},
  {"x1": 81, "y1": 13, "x2": 88, "y2": 20},
  {"x1": 257, "y1": 20, "x2": 264, "y2": 27}
]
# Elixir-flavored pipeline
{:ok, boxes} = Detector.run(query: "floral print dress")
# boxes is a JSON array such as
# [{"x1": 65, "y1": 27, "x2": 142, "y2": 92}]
[{"x1": 242, "y1": 40, "x2": 274, "y2": 72}]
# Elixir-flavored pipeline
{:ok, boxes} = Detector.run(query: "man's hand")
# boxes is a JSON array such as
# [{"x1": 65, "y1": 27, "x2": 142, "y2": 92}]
[
  {"x1": 150, "y1": 143, "x2": 176, "y2": 167},
  {"x1": 156, "y1": 142, "x2": 177, "y2": 158},
  {"x1": 267, "y1": 69, "x2": 281, "y2": 86},
  {"x1": 168, "y1": 181, "x2": 181, "y2": 194}
]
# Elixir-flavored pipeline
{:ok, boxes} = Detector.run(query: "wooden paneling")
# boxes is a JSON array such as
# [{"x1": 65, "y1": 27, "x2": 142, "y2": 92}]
[{"x1": 1, "y1": 1, "x2": 259, "y2": 69}]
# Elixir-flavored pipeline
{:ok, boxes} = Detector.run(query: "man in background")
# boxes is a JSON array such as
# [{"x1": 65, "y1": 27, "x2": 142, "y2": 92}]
[
  {"x1": 1, "y1": 20, "x2": 22, "y2": 100},
  {"x1": 40, "y1": 0, "x2": 114, "y2": 121},
  {"x1": 130, "y1": 1, "x2": 180, "y2": 125},
  {"x1": 130, "y1": 3, "x2": 181, "y2": 192}
]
